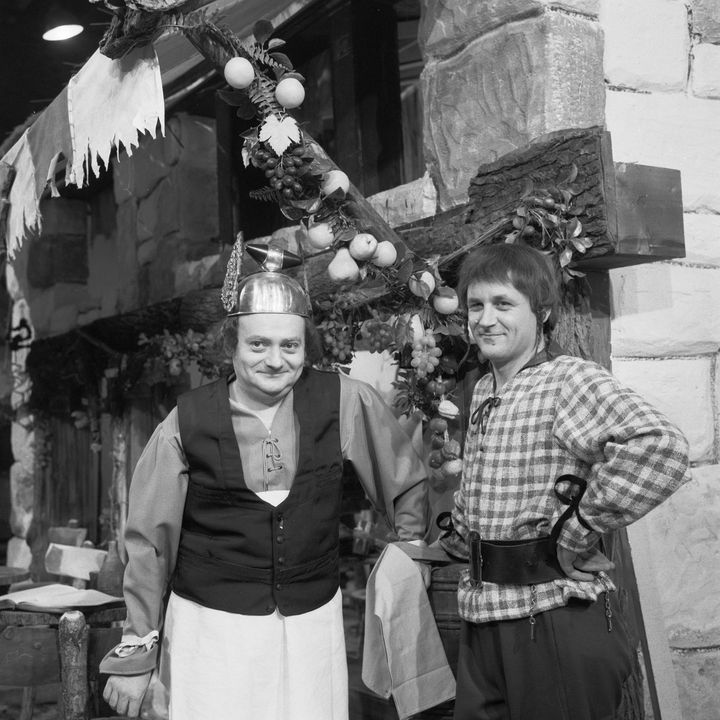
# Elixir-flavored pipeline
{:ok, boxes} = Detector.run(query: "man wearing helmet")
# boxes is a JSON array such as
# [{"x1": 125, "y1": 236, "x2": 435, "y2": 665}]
[{"x1": 100, "y1": 250, "x2": 428, "y2": 719}]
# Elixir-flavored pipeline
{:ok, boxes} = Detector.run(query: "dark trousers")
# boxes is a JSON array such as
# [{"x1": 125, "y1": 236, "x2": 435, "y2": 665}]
[{"x1": 453, "y1": 596, "x2": 636, "y2": 720}]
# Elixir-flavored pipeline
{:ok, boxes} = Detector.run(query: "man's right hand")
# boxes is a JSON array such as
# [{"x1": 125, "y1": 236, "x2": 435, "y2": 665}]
[
  {"x1": 103, "y1": 672, "x2": 153, "y2": 718},
  {"x1": 557, "y1": 545, "x2": 615, "y2": 581}
]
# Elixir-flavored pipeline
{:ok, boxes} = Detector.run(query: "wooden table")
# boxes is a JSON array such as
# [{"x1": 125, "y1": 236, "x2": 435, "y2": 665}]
[{"x1": 0, "y1": 604, "x2": 125, "y2": 720}]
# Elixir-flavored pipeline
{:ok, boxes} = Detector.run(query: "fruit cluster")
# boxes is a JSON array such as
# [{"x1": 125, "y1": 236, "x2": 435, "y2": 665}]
[
  {"x1": 410, "y1": 331, "x2": 442, "y2": 379},
  {"x1": 361, "y1": 318, "x2": 395, "y2": 354},
  {"x1": 317, "y1": 317, "x2": 354, "y2": 364},
  {"x1": 426, "y1": 417, "x2": 463, "y2": 485},
  {"x1": 251, "y1": 144, "x2": 308, "y2": 200}
]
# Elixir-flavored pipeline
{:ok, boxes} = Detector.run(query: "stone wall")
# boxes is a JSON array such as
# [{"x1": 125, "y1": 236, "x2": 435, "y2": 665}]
[
  {"x1": 420, "y1": 0, "x2": 604, "y2": 210},
  {"x1": 601, "y1": 1, "x2": 720, "y2": 717},
  {"x1": 4, "y1": 112, "x2": 223, "y2": 566},
  {"x1": 420, "y1": 0, "x2": 719, "y2": 716}
]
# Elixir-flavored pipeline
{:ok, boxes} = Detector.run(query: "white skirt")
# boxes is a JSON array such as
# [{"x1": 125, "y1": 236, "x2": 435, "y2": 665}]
[{"x1": 162, "y1": 589, "x2": 348, "y2": 720}]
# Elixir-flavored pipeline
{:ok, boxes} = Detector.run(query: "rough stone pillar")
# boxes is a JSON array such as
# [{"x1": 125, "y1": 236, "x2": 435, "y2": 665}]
[
  {"x1": 4, "y1": 262, "x2": 37, "y2": 570},
  {"x1": 419, "y1": 0, "x2": 604, "y2": 210}
]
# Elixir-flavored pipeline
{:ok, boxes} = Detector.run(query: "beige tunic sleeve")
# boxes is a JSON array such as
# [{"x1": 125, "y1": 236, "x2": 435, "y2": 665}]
[
  {"x1": 339, "y1": 373, "x2": 428, "y2": 541},
  {"x1": 107, "y1": 408, "x2": 187, "y2": 673}
]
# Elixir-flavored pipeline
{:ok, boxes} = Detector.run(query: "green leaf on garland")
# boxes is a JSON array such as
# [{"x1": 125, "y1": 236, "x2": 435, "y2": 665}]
[
  {"x1": 270, "y1": 52, "x2": 294, "y2": 70},
  {"x1": 281, "y1": 71, "x2": 306, "y2": 83},
  {"x1": 280, "y1": 204, "x2": 305, "y2": 221},
  {"x1": 396, "y1": 258, "x2": 413, "y2": 284},
  {"x1": 253, "y1": 19, "x2": 274, "y2": 45},
  {"x1": 268, "y1": 38, "x2": 286, "y2": 49},
  {"x1": 258, "y1": 115, "x2": 300, "y2": 155},
  {"x1": 218, "y1": 89, "x2": 247, "y2": 107}
]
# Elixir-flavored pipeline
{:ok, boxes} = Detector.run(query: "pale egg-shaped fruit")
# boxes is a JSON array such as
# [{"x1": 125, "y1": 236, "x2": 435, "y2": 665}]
[
  {"x1": 327, "y1": 247, "x2": 360, "y2": 282},
  {"x1": 369, "y1": 240, "x2": 397, "y2": 267},
  {"x1": 306, "y1": 222, "x2": 335, "y2": 250},
  {"x1": 408, "y1": 270, "x2": 436, "y2": 297},
  {"x1": 408, "y1": 313, "x2": 425, "y2": 344},
  {"x1": 321, "y1": 169, "x2": 350, "y2": 196},
  {"x1": 433, "y1": 288, "x2": 460, "y2": 315},
  {"x1": 348, "y1": 232, "x2": 378, "y2": 261},
  {"x1": 223, "y1": 57, "x2": 255, "y2": 89},
  {"x1": 437, "y1": 399, "x2": 460, "y2": 420},
  {"x1": 275, "y1": 77, "x2": 305, "y2": 109},
  {"x1": 441, "y1": 458, "x2": 463, "y2": 478}
]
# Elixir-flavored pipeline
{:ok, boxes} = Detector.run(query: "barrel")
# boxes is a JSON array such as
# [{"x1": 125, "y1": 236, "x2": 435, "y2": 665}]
[{"x1": 414, "y1": 563, "x2": 466, "y2": 719}]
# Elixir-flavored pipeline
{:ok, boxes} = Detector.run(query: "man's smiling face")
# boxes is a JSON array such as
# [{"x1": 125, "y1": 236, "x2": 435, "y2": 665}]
[{"x1": 233, "y1": 314, "x2": 306, "y2": 405}]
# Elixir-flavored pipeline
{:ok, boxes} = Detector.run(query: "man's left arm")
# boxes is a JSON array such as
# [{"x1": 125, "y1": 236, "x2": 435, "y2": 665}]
[
  {"x1": 338, "y1": 374, "x2": 428, "y2": 541},
  {"x1": 553, "y1": 362, "x2": 692, "y2": 555}
]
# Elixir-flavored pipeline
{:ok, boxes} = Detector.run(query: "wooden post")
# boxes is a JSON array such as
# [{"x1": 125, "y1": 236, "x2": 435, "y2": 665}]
[{"x1": 59, "y1": 610, "x2": 89, "y2": 720}]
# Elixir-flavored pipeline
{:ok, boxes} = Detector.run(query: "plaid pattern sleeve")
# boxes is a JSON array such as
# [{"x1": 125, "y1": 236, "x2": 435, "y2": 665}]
[{"x1": 452, "y1": 355, "x2": 691, "y2": 624}]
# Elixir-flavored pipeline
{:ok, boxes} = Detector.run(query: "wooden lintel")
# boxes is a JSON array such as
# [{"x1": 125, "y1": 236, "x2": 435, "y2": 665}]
[
  {"x1": 576, "y1": 163, "x2": 685, "y2": 270},
  {"x1": 468, "y1": 126, "x2": 617, "y2": 258}
]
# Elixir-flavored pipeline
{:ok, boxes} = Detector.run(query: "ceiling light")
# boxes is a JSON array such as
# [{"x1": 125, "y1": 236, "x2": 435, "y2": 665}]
[{"x1": 42, "y1": 4, "x2": 84, "y2": 42}]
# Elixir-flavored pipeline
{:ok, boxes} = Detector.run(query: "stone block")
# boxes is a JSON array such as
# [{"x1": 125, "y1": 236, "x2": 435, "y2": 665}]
[
  {"x1": 367, "y1": 172, "x2": 438, "y2": 228},
  {"x1": 137, "y1": 191, "x2": 160, "y2": 243},
  {"x1": 423, "y1": 13, "x2": 604, "y2": 209},
  {"x1": 162, "y1": 115, "x2": 183, "y2": 168},
  {"x1": 114, "y1": 202, "x2": 140, "y2": 313},
  {"x1": 171, "y1": 117, "x2": 219, "y2": 245},
  {"x1": 6, "y1": 536, "x2": 31, "y2": 569},
  {"x1": 26, "y1": 234, "x2": 88, "y2": 289},
  {"x1": 112, "y1": 131, "x2": 170, "y2": 205},
  {"x1": 691, "y1": 42, "x2": 720, "y2": 99},
  {"x1": 691, "y1": 0, "x2": 720, "y2": 42},
  {"x1": 77, "y1": 308, "x2": 101, "y2": 326},
  {"x1": 11, "y1": 422, "x2": 34, "y2": 476},
  {"x1": 600, "y1": 0, "x2": 690, "y2": 92},
  {"x1": 174, "y1": 254, "x2": 222, "y2": 296},
  {"x1": 28, "y1": 283, "x2": 98, "y2": 339},
  {"x1": 39, "y1": 197, "x2": 86, "y2": 236},
  {"x1": 87, "y1": 232, "x2": 120, "y2": 318},
  {"x1": 638, "y1": 466, "x2": 720, "y2": 646},
  {"x1": 682, "y1": 212, "x2": 720, "y2": 266},
  {"x1": 610, "y1": 356, "x2": 713, "y2": 463},
  {"x1": 672, "y1": 647, "x2": 720, "y2": 720},
  {"x1": 609, "y1": 263, "x2": 720, "y2": 356},
  {"x1": 605, "y1": 91, "x2": 720, "y2": 213},
  {"x1": 154, "y1": 176, "x2": 181, "y2": 240},
  {"x1": 9, "y1": 462, "x2": 34, "y2": 537},
  {"x1": 137, "y1": 238, "x2": 158, "y2": 266},
  {"x1": 419, "y1": 1, "x2": 599, "y2": 59},
  {"x1": 145, "y1": 236, "x2": 182, "y2": 305}
]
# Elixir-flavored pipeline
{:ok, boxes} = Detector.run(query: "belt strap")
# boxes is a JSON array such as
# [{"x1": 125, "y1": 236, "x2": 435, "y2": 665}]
[{"x1": 468, "y1": 474, "x2": 595, "y2": 586}]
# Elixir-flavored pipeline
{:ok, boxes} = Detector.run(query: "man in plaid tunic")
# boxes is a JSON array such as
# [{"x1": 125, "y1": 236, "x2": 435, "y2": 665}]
[{"x1": 440, "y1": 243, "x2": 690, "y2": 720}]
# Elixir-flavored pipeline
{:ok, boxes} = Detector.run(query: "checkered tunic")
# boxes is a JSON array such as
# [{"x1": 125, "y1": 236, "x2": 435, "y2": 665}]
[{"x1": 440, "y1": 353, "x2": 691, "y2": 624}]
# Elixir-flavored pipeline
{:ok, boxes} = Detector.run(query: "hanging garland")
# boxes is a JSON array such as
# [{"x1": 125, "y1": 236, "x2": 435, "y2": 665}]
[{"x1": 90, "y1": 6, "x2": 596, "y2": 487}]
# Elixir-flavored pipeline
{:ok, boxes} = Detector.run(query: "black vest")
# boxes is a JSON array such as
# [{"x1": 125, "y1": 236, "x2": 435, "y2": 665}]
[{"x1": 172, "y1": 368, "x2": 343, "y2": 615}]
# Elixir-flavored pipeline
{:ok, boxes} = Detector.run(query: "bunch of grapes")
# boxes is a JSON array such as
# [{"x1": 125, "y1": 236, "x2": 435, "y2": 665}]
[
  {"x1": 317, "y1": 318, "x2": 354, "y2": 364},
  {"x1": 410, "y1": 330, "x2": 442, "y2": 379},
  {"x1": 361, "y1": 318, "x2": 395, "y2": 354},
  {"x1": 251, "y1": 144, "x2": 307, "y2": 200}
]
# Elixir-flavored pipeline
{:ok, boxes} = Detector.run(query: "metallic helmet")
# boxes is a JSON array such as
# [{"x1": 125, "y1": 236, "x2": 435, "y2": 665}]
[
  {"x1": 223, "y1": 241, "x2": 311, "y2": 318},
  {"x1": 228, "y1": 271, "x2": 311, "y2": 317}
]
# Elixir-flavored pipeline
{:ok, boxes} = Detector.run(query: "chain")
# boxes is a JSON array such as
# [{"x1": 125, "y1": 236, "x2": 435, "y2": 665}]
[
  {"x1": 599, "y1": 573, "x2": 613, "y2": 633},
  {"x1": 528, "y1": 584, "x2": 537, "y2": 641}
]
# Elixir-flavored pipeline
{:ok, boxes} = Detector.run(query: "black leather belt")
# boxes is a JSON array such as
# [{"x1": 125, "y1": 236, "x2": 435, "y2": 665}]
[
  {"x1": 448, "y1": 474, "x2": 596, "y2": 587},
  {"x1": 469, "y1": 533, "x2": 563, "y2": 585}
]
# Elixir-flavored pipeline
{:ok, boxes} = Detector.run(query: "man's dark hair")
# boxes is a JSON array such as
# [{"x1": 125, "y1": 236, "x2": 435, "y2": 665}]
[
  {"x1": 456, "y1": 242, "x2": 560, "y2": 341},
  {"x1": 220, "y1": 315, "x2": 323, "y2": 366}
]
